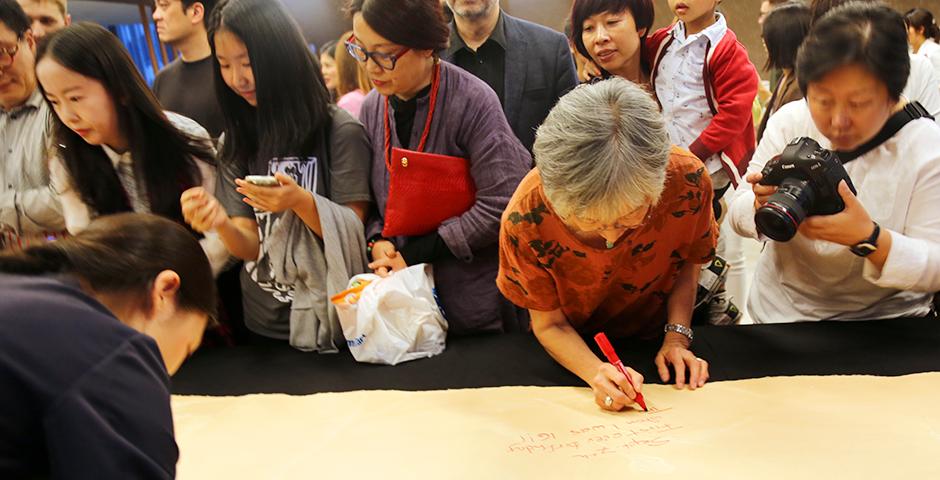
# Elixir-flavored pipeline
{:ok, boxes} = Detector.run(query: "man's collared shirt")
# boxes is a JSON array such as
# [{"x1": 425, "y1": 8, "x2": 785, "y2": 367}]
[
  {"x1": 0, "y1": 88, "x2": 63, "y2": 243},
  {"x1": 448, "y1": 12, "x2": 508, "y2": 105}
]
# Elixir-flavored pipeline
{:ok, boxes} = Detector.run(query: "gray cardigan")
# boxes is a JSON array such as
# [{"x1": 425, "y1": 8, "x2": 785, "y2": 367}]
[{"x1": 267, "y1": 194, "x2": 368, "y2": 352}]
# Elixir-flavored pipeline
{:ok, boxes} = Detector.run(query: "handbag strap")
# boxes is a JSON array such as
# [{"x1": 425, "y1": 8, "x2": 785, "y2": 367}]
[{"x1": 383, "y1": 61, "x2": 442, "y2": 169}]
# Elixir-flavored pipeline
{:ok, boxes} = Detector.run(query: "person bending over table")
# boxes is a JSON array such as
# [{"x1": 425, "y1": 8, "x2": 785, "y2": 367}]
[
  {"x1": 497, "y1": 78, "x2": 718, "y2": 412},
  {"x1": 728, "y1": 3, "x2": 940, "y2": 323},
  {"x1": 0, "y1": 213, "x2": 215, "y2": 479},
  {"x1": 36, "y1": 23, "x2": 228, "y2": 275}
]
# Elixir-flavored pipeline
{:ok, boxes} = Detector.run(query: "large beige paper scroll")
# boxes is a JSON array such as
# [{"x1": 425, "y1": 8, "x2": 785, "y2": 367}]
[{"x1": 172, "y1": 373, "x2": 940, "y2": 479}]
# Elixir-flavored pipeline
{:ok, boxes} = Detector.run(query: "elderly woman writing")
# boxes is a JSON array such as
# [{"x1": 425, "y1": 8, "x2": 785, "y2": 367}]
[{"x1": 497, "y1": 78, "x2": 718, "y2": 411}]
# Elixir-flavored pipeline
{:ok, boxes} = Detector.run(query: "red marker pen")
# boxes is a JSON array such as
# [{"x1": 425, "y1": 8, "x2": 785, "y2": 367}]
[{"x1": 593, "y1": 332, "x2": 648, "y2": 412}]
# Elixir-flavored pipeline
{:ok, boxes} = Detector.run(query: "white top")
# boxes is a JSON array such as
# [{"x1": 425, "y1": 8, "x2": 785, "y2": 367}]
[
  {"x1": 655, "y1": 13, "x2": 728, "y2": 175},
  {"x1": 50, "y1": 112, "x2": 230, "y2": 275},
  {"x1": 904, "y1": 53, "x2": 940, "y2": 117},
  {"x1": 915, "y1": 39, "x2": 940, "y2": 85},
  {"x1": 728, "y1": 99, "x2": 940, "y2": 323}
]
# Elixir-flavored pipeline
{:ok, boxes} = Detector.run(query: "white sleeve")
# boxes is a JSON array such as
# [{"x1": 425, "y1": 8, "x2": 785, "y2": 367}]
[
  {"x1": 728, "y1": 102, "x2": 801, "y2": 239},
  {"x1": 200, "y1": 233, "x2": 231, "y2": 278},
  {"x1": 862, "y1": 158, "x2": 940, "y2": 292},
  {"x1": 49, "y1": 156, "x2": 92, "y2": 235},
  {"x1": 904, "y1": 55, "x2": 940, "y2": 118},
  {"x1": 194, "y1": 158, "x2": 231, "y2": 277}
]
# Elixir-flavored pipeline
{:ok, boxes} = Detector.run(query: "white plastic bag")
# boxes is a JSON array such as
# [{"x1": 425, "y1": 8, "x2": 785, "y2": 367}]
[{"x1": 330, "y1": 264, "x2": 447, "y2": 365}]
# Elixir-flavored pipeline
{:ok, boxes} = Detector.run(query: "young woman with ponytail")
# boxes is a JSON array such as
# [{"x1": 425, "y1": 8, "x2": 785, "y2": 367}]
[
  {"x1": 0, "y1": 213, "x2": 216, "y2": 479},
  {"x1": 905, "y1": 8, "x2": 940, "y2": 78}
]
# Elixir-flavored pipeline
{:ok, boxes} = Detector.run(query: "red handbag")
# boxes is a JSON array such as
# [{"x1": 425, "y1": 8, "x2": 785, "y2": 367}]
[{"x1": 381, "y1": 63, "x2": 476, "y2": 238}]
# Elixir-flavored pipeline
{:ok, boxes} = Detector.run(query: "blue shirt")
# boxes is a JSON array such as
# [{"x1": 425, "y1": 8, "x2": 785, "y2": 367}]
[{"x1": 0, "y1": 274, "x2": 177, "y2": 479}]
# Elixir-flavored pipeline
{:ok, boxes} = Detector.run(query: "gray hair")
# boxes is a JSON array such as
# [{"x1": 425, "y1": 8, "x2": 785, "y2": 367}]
[{"x1": 534, "y1": 77, "x2": 671, "y2": 223}]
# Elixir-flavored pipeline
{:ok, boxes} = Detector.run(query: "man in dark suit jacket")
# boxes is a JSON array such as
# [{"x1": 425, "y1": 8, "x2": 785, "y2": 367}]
[{"x1": 441, "y1": 0, "x2": 578, "y2": 153}]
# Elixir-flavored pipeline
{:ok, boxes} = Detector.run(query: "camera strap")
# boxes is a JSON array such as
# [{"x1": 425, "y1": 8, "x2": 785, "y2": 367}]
[{"x1": 836, "y1": 101, "x2": 934, "y2": 164}]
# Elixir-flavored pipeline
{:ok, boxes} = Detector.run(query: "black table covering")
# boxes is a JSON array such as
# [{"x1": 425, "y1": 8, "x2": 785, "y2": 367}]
[{"x1": 172, "y1": 317, "x2": 940, "y2": 396}]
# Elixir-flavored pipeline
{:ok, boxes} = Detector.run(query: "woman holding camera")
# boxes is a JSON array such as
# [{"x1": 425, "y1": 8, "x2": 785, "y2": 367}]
[{"x1": 728, "y1": 3, "x2": 940, "y2": 323}]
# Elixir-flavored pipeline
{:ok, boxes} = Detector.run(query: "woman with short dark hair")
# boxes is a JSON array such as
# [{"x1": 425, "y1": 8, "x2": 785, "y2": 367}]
[
  {"x1": 809, "y1": 0, "x2": 940, "y2": 116},
  {"x1": 730, "y1": 2, "x2": 940, "y2": 323},
  {"x1": 0, "y1": 213, "x2": 215, "y2": 478},
  {"x1": 346, "y1": 0, "x2": 531, "y2": 334},
  {"x1": 569, "y1": 0, "x2": 656, "y2": 84},
  {"x1": 757, "y1": 1, "x2": 812, "y2": 141}
]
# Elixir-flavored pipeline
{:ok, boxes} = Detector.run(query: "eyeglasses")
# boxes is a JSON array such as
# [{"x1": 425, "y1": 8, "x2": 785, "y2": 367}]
[
  {"x1": 565, "y1": 203, "x2": 652, "y2": 234},
  {"x1": 0, "y1": 38, "x2": 20, "y2": 66},
  {"x1": 344, "y1": 34, "x2": 410, "y2": 71}
]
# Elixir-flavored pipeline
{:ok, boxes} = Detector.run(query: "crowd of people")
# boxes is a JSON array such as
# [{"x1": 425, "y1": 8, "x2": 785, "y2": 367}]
[{"x1": 2, "y1": 0, "x2": 939, "y2": 477}]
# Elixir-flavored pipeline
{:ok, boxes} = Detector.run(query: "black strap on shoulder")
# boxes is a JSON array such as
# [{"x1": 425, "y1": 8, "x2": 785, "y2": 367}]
[{"x1": 836, "y1": 101, "x2": 934, "y2": 164}]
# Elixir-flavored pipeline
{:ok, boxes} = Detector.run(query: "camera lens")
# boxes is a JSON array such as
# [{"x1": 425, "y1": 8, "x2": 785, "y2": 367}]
[{"x1": 755, "y1": 179, "x2": 815, "y2": 241}]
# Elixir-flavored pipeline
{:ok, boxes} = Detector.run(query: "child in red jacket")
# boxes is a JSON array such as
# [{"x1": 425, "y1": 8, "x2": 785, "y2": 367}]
[
  {"x1": 647, "y1": 1, "x2": 757, "y2": 326},
  {"x1": 648, "y1": 0, "x2": 759, "y2": 196}
]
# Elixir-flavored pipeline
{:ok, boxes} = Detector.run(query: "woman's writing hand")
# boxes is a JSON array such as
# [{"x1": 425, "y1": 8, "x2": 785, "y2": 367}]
[{"x1": 590, "y1": 363, "x2": 644, "y2": 411}]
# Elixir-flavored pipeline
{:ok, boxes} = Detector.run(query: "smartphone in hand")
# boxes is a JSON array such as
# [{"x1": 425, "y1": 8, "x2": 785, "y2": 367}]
[{"x1": 244, "y1": 175, "x2": 279, "y2": 187}]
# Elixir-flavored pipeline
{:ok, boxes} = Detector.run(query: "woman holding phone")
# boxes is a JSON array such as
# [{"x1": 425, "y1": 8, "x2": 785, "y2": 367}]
[{"x1": 181, "y1": 0, "x2": 372, "y2": 349}]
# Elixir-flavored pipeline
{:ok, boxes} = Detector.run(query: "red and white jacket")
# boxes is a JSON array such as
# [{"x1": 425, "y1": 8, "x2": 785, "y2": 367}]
[{"x1": 646, "y1": 24, "x2": 759, "y2": 187}]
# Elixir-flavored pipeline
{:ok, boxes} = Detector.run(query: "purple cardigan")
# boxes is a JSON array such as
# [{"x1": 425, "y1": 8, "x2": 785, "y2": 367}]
[{"x1": 361, "y1": 61, "x2": 531, "y2": 334}]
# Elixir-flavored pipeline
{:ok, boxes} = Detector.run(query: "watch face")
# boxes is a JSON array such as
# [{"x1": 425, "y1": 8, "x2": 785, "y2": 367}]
[{"x1": 851, "y1": 243, "x2": 877, "y2": 256}]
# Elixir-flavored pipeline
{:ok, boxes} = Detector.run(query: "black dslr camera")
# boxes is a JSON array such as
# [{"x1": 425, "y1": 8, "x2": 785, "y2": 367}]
[{"x1": 755, "y1": 137, "x2": 857, "y2": 242}]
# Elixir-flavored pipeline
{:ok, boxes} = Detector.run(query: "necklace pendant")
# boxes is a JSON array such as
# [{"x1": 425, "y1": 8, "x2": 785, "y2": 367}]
[{"x1": 606, "y1": 240, "x2": 615, "y2": 249}]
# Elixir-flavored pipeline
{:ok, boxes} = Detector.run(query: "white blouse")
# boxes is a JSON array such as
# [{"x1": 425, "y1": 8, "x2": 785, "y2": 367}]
[
  {"x1": 906, "y1": 53, "x2": 940, "y2": 117},
  {"x1": 50, "y1": 112, "x2": 230, "y2": 276},
  {"x1": 728, "y1": 99, "x2": 940, "y2": 323},
  {"x1": 916, "y1": 39, "x2": 940, "y2": 85}
]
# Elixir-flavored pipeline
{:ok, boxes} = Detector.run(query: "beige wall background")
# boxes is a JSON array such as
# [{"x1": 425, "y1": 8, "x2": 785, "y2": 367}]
[{"x1": 300, "y1": 1, "x2": 940, "y2": 76}]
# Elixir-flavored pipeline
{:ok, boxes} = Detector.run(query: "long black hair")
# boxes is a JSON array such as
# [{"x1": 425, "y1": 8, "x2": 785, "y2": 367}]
[
  {"x1": 762, "y1": 2, "x2": 812, "y2": 71},
  {"x1": 36, "y1": 23, "x2": 214, "y2": 223},
  {"x1": 208, "y1": 0, "x2": 331, "y2": 172},
  {"x1": 0, "y1": 213, "x2": 217, "y2": 318}
]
